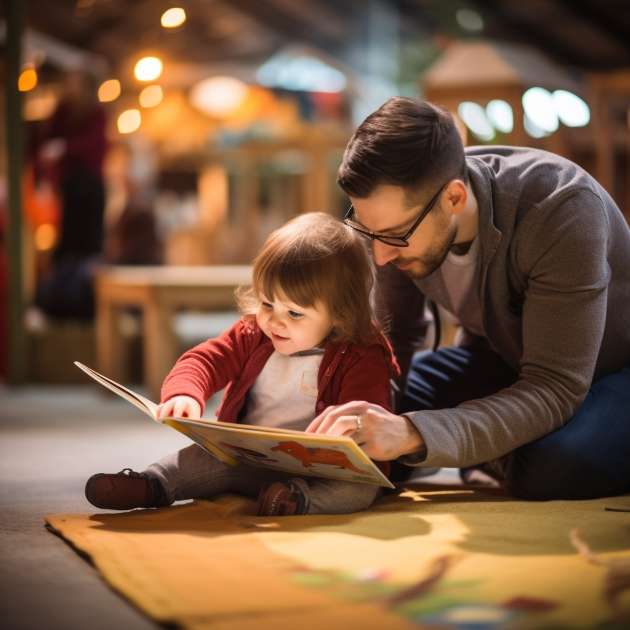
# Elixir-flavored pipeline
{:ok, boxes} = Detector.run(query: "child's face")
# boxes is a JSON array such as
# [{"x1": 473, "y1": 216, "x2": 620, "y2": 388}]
[{"x1": 256, "y1": 289, "x2": 334, "y2": 355}]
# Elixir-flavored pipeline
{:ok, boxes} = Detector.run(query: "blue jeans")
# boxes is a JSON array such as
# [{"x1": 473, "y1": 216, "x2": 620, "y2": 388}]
[{"x1": 399, "y1": 344, "x2": 630, "y2": 500}]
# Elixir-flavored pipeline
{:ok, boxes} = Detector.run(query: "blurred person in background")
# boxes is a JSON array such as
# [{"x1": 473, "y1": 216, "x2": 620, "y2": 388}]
[{"x1": 30, "y1": 69, "x2": 107, "y2": 319}]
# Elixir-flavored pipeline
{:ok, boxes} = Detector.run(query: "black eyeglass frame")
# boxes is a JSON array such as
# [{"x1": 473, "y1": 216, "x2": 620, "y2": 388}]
[{"x1": 343, "y1": 181, "x2": 449, "y2": 248}]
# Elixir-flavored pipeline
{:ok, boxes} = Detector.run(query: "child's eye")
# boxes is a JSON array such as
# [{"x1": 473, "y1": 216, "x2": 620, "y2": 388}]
[
  {"x1": 288, "y1": 310, "x2": 304, "y2": 319},
  {"x1": 261, "y1": 301, "x2": 273, "y2": 309}
]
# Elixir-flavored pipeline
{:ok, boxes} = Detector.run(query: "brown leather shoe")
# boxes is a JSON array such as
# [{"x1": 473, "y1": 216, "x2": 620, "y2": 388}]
[
  {"x1": 257, "y1": 479, "x2": 308, "y2": 516},
  {"x1": 85, "y1": 468, "x2": 167, "y2": 510}
]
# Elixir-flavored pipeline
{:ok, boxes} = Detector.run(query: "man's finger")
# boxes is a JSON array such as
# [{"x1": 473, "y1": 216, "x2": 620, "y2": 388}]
[
  {"x1": 326, "y1": 416, "x2": 362, "y2": 438},
  {"x1": 312, "y1": 401, "x2": 369, "y2": 435},
  {"x1": 305, "y1": 406, "x2": 334, "y2": 433}
]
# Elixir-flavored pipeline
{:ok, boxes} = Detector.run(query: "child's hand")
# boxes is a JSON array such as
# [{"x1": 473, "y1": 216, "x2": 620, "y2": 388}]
[{"x1": 157, "y1": 396, "x2": 201, "y2": 420}]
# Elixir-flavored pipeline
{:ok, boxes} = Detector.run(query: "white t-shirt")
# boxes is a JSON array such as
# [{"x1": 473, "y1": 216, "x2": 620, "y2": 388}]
[
  {"x1": 438, "y1": 237, "x2": 485, "y2": 337},
  {"x1": 245, "y1": 348, "x2": 324, "y2": 430}
]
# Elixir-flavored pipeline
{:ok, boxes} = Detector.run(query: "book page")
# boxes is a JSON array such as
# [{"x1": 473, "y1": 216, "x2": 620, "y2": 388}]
[
  {"x1": 74, "y1": 362, "x2": 159, "y2": 420},
  {"x1": 164, "y1": 418, "x2": 394, "y2": 488}
]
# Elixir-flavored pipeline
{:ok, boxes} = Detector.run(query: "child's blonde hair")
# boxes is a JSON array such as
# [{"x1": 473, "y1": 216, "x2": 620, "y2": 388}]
[{"x1": 237, "y1": 212, "x2": 379, "y2": 345}]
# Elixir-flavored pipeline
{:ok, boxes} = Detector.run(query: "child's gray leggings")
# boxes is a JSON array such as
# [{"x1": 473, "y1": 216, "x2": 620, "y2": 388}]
[{"x1": 145, "y1": 443, "x2": 382, "y2": 515}]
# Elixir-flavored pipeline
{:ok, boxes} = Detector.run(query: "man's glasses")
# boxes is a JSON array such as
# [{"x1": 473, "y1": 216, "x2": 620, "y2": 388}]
[{"x1": 344, "y1": 181, "x2": 448, "y2": 248}]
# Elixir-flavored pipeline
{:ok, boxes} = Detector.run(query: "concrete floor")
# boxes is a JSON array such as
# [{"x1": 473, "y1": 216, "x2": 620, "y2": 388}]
[{"x1": 0, "y1": 382, "x2": 204, "y2": 630}]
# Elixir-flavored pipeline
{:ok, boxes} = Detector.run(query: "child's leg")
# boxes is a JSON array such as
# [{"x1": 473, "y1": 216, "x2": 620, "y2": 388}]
[
  {"x1": 296, "y1": 478, "x2": 383, "y2": 515},
  {"x1": 145, "y1": 443, "x2": 286, "y2": 504}
]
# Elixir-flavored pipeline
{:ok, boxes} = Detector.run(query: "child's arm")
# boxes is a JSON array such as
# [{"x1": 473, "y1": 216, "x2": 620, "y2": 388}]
[{"x1": 160, "y1": 318, "x2": 260, "y2": 414}]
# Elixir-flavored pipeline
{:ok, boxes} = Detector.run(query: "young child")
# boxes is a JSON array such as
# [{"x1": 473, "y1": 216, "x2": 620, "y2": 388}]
[{"x1": 85, "y1": 212, "x2": 399, "y2": 516}]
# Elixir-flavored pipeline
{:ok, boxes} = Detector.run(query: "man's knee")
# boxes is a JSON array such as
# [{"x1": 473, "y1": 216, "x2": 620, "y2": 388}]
[{"x1": 505, "y1": 439, "x2": 628, "y2": 501}]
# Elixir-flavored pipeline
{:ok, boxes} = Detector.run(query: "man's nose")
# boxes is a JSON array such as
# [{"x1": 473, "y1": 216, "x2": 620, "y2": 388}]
[{"x1": 372, "y1": 240, "x2": 399, "y2": 266}]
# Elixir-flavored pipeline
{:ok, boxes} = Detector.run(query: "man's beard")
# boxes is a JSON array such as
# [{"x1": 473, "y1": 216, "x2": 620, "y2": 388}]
[{"x1": 392, "y1": 223, "x2": 457, "y2": 279}]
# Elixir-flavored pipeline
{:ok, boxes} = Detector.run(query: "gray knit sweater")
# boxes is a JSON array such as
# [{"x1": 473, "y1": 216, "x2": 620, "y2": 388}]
[{"x1": 375, "y1": 146, "x2": 630, "y2": 468}]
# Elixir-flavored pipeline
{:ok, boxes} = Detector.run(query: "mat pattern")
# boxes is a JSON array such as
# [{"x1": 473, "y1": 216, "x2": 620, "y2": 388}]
[{"x1": 46, "y1": 486, "x2": 630, "y2": 629}]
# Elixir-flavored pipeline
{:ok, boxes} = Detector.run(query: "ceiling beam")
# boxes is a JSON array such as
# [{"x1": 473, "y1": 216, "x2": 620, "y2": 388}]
[
  {"x1": 223, "y1": 0, "x2": 346, "y2": 59},
  {"x1": 558, "y1": 0, "x2": 630, "y2": 60},
  {"x1": 468, "y1": 0, "x2": 593, "y2": 68}
]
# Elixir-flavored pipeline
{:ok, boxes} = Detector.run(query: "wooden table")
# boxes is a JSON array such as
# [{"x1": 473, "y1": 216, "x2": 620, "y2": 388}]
[{"x1": 95, "y1": 265, "x2": 252, "y2": 400}]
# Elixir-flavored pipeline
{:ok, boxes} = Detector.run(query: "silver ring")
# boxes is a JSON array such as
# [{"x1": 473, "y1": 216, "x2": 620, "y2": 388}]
[{"x1": 355, "y1": 415, "x2": 362, "y2": 432}]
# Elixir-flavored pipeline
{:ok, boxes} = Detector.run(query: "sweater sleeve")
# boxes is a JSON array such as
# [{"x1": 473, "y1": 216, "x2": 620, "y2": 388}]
[
  {"x1": 405, "y1": 191, "x2": 610, "y2": 468},
  {"x1": 160, "y1": 318, "x2": 257, "y2": 412}
]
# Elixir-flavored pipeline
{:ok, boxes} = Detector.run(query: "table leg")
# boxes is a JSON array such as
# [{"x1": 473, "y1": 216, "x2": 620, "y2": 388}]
[
  {"x1": 143, "y1": 301, "x2": 177, "y2": 401},
  {"x1": 96, "y1": 295, "x2": 125, "y2": 382}
]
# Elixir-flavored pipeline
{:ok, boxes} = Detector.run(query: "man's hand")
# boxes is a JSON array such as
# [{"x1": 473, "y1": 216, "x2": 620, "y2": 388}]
[
  {"x1": 305, "y1": 401, "x2": 424, "y2": 461},
  {"x1": 157, "y1": 395, "x2": 201, "y2": 420}
]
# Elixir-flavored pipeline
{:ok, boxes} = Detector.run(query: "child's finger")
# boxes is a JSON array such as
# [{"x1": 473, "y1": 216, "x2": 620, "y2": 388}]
[
  {"x1": 157, "y1": 402, "x2": 173, "y2": 420},
  {"x1": 173, "y1": 399, "x2": 189, "y2": 418},
  {"x1": 187, "y1": 401, "x2": 201, "y2": 419}
]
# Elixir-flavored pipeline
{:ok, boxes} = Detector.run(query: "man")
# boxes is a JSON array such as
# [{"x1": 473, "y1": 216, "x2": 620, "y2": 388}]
[{"x1": 307, "y1": 97, "x2": 630, "y2": 500}]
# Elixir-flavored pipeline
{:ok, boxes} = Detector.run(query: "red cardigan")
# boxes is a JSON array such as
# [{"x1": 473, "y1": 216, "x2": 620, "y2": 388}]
[{"x1": 161, "y1": 317, "x2": 399, "y2": 423}]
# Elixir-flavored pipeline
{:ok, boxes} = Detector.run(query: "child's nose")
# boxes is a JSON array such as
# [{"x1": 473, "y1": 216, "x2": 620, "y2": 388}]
[{"x1": 269, "y1": 312, "x2": 286, "y2": 327}]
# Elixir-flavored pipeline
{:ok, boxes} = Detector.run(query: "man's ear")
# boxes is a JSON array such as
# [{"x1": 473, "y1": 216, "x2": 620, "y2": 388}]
[{"x1": 444, "y1": 179, "x2": 468, "y2": 216}]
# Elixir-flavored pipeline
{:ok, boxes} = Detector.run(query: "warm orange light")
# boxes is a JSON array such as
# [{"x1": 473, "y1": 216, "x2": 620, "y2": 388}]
[
  {"x1": 18, "y1": 67, "x2": 38, "y2": 92},
  {"x1": 23, "y1": 88, "x2": 58, "y2": 121},
  {"x1": 98, "y1": 79, "x2": 121, "y2": 102},
  {"x1": 117, "y1": 109, "x2": 142, "y2": 134},
  {"x1": 161, "y1": 7, "x2": 186, "y2": 28},
  {"x1": 34, "y1": 223, "x2": 57, "y2": 251},
  {"x1": 139, "y1": 85, "x2": 163, "y2": 108},
  {"x1": 190, "y1": 76, "x2": 248, "y2": 117},
  {"x1": 134, "y1": 57, "x2": 163, "y2": 82}
]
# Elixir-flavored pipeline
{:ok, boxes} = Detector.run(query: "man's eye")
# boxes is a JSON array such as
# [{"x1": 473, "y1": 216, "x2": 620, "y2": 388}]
[{"x1": 288, "y1": 310, "x2": 304, "y2": 319}]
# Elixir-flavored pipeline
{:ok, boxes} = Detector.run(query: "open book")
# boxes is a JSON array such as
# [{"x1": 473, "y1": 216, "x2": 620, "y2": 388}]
[{"x1": 74, "y1": 362, "x2": 394, "y2": 489}]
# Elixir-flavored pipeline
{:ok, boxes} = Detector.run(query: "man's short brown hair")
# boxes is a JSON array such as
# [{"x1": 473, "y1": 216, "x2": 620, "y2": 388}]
[{"x1": 338, "y1": 97, "x2": 466, "y2": 199}]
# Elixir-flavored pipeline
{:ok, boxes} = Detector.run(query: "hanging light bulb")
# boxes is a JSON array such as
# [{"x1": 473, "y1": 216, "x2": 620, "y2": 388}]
[
  {"x1": 134, "y1": 57, "x2": 163, "y2": 82},
  {"x1": 161, "y1": 7, "x2": 186, "y2": 28}
]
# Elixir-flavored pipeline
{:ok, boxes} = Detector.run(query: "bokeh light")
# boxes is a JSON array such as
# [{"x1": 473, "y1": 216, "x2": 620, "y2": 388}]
[
  {"x1": 139, "y1": 85, "x2": 164, "y2": 108},
  {"x1": 98, "y1": 79, "x2": 121, "y2": 103},
  {"x1": 522, "y1": 87, "x2": 558, "y2": 135},
  {"x1": 18, "y1": 67, "x2": 38, "y2": 92},
  {"x1": 190, "y1": 77, "x2": 248, "y2": 117},
  {"x1": 117, "y1": 109, "x2": 142, "y2": 134},
  {"x1": 553, "y1": 90, "x2": 590, "y2": 127},
  {"x1": 485, "y1": 100, "x2": 513, "y2": 134},
  {"x1": 456, "y1": 8, "x2": 484, "y2": 32},
  {"x1": 34, "y1": 224, "x2": 57, "y2": 251},
  {"x1": 458, "y1": 101, "x2": 495, "y2": 141},
  {"x1": 161, "y1": 7, "x2": 186, "y2": 28},
  {"x1": 134, "y1": 57, "x2": 163, "y2": 82}
]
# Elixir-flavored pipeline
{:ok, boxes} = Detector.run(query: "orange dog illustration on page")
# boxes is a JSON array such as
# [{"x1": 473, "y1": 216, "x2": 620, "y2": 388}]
[{"x1": 271, "y1": 441, "x2": 365, "y2": 473}]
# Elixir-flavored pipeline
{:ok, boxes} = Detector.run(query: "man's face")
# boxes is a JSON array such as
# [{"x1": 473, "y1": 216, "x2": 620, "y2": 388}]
[{"x1": 350, "y1": 184, "x2": 457, "y2": 279}]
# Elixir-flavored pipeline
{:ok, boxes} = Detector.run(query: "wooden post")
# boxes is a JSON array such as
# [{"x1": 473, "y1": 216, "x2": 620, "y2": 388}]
[{"x1": 5, "y1": 0, "x2": 27, "y2": 384}]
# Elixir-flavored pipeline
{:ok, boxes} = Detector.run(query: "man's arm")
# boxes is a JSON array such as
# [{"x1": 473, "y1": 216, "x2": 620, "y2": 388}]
[{"x1": 404, "y1": 192, "x2": 610, "y2": 467}]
